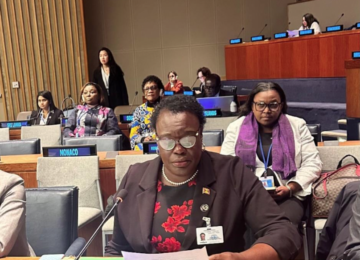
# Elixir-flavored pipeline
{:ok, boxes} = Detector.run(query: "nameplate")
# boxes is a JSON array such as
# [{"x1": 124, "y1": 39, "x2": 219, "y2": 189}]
[
  {"x1": 353, "y1": 51, "x2": 360, "y2": 59},
  {"x1": 143, "y1": 141, "x2": 158, "y2": 154},
  {"x1": 357, "y1": 22, "x2": 360, "y2": 29},
  {"x1": 119, "y1": 114, "x2": 133, "y2": 123},
  {"x1": 183, "y1": 90, "x2": 194, "y2": 96},
  {"x1": 164, "y1": 91, "x2": 174, "y2": 96},
  {"x1": 43, "y1": 145, "x2": 97, "y2": 157},
  {"x1": 61, "y1": 118, "x2": 68, "y2": 126},
  {"x1": 274, "y1": 32, "x2": 288, "y2": 39},
  {"x1": 0, "y1": 120, "x2": 30, "y2": 129},
  {"x1": 229, "y1": 38, "x2": 242, "y2": 44},
  {"x1": 326, "y1": 25, "x2": 343, "y2": 33},
  {"x1": 251, "y1": 35, "x2": 264, "y2": 42},
  {"x1": 204, "y1": 109, "x2": 222, "y2": 117},
  {"x1": 299, "y1": 29, "x2": 314, "y2": 36}
]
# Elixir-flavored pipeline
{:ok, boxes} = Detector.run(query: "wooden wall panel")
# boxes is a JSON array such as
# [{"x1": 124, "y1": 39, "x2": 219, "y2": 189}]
[
  {"x1": 0, "y1": 0, "x2": 88, "y2": 120},
  {"x1": 225, "y1": 30, "x2": 360, "y2": 80}
]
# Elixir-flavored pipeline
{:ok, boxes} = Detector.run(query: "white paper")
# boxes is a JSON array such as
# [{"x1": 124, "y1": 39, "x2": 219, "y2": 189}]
[{"x1": 121, "y1": 247, "x2": 208, "y2": 260}]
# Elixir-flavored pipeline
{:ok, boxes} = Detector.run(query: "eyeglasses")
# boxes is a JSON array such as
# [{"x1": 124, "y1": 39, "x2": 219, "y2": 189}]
[
  {"x1": 253, "y1": 101, "x2": 281, "y2": 112},
  {"x1": 156, "y1": 131, "x2": 199, "y2": 150},
  {"x1": 144, "y1": 86, "x2": 158, "y2": 92},
  {"x1": 169, "y1": 75, "x2": 176, "y2": 78}
]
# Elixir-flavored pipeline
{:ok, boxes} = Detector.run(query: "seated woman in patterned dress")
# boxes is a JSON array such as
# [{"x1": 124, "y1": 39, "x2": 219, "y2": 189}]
[
  {"x1": 63, "y1": 82, "x2": 121, "y2": 137},
  {"x1": 129, "y1": 75, "x2": 164, "y2": 150}
]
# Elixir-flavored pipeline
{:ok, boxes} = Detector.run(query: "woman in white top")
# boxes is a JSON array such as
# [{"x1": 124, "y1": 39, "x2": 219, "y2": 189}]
[
  {"x1": 93, "y1": 47, "x2": 129, "y2": 109},
  {"x1": 299, "y1": 13, "x2": 321, "y2": 35}
]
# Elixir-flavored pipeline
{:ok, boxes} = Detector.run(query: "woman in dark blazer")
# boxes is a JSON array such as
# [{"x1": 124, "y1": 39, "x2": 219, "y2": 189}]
[
  {"x1": 30, "y1": 90, "x2": 63, "y2": 125},
  {"x1": 93, "y1": 47, "x2": 129, "y2": 109}
]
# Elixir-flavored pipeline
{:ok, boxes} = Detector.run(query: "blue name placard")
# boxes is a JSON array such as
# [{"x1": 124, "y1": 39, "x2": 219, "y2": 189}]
[
  {"x1": 164, "y1": 91, "x2": 174, "y2": 96},
  {"x1": 120, "y1": 114, "x2": 133, "y2": 123},
  {"x1": 274, "y1": 32, "x2": 288, "y2": 39},
  {"x1": 299, "y1": 29, "x2": 314, "y2": 36},
  {"x1": 43, "y1": 145, "x2": 97, "y2": 157},
  {"x1": 203, "y1": 109, "x2": 221, "y2": 117},
  {"x1": 183, "y1": 91, "x2": 194, "y2": 96},
  {"x1": 353, "y1": 51, "x2": 360, "y2": 59},
  {"x1": 143, "y1": 142, "x2": 158, "y2": 154},
  {"x1": 61, "y1": 118, "x2": 68, "y2": 126},
  {"x1": 229, "y1": 38, "x2": 242, "y2": 44},
  {"x1": 251, "y1": 35, "x2": 264, "y2": 42},
  {"x1": 357, "y1": 22, "x2": 360, "y2": 29},
  {"x1": 0, "y1": 120, "x2": 30, "y2": 128},
  {"x1": 326, "y1": 25, "x2": 343, "y2": 32}
]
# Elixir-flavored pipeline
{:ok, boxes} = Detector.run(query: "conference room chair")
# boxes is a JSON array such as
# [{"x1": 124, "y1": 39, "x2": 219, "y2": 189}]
[
  {"x1": 203, "y1": 116, "x2": 237, "y2": 136},
  {"x1": 26, "y1": 186, "x2": 85, "y2": 256},
  {"x1": 114, "y1": 105, "x2": 137, "y2": 116},
  {"x1": 0, "y1": 138, "x2": 40, "y2": 156},
  {"x1": 21, "y1": 124, "x2": 62, "y2": 150},
  {"x1": 37, "y1": 156, "x2": 104, "y2": 229},
  {"x1": 63, "y1": 135, "x2": 122, "y2": 151},
  {"x1": 63, "y1": 108, "x2": 75, "y2": 118},
  {"x1": 0, "y1": 127, "x2": 10, "y2": 141},
  {"x1": 16, "y1": 111, "x2": 32, "y2": 120},
  {"x1": 101, "y1": 154, "x2": 158, "y2": 255},
  {"x1": 307, "y1": 124, "x2": 322, "y2": 146},
  {"x1": 203, "y1": 129, "x2": 224, "y2": 147}
]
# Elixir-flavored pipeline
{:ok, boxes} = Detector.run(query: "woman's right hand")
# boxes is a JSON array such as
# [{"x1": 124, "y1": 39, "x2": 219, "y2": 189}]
[{"x1": 144, "y1": 137, "x2": 153, "y2": 142}]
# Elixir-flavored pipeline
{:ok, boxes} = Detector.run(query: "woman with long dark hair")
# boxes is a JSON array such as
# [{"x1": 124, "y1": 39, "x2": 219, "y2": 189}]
[
  {"x1": 30, "y1": 90, "x2": 63, "y2": 125},
  {"x1": 93, "y1": 47, "x2": 129, "y2": 109},
  {"x1": 299, "y1": 13, "x2": 321, "y2": 35},
  {"x1": 221, "y1": 82, "x2": 322, "y2": 226}
]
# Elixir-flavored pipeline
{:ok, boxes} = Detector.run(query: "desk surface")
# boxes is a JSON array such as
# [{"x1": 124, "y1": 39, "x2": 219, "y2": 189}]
[
  {"x1": 318, "y1": 141, "x2": 360, "y2": 146},
  {"x1": 4, "y1": 258, "x2": 122, "y2": 260},
  {"x1": 225, "y1": 30, "x2": 360, "y2": 80}
]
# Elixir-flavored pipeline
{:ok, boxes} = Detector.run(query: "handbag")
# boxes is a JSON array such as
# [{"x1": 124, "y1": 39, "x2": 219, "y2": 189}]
[{"x1": 312, "y1": 154, "x2": 360, "y2": 218}]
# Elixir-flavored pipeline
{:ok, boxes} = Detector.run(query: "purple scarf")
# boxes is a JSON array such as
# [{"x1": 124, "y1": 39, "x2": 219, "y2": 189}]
[{"x1": 235, "y1": 112, "x2": 297, "y2": 179}]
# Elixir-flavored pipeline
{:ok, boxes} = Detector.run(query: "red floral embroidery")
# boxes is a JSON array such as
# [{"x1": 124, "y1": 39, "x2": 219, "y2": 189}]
[
  {"x1": 154, "y1": 202, "x2": 161, "y2": 214},
  {"x1": 188, "y1": 179, "x2": 196, "y2": 187},
  {"x1": 188, "y1": 200, "x2": 193, "y2": 206},
  {"x1": 157, "y1": 180, "x2": 162, "y2": 192},
  {"x1": 162, "y1": 217, "x2": 180, "y2": 233},
  {"x1": 171, "y1": 204, "x2": 191, "y2": 220},
  {"x1": 150, "y1": 235, "x2": 162, "y2": 244},
  {"x1": 156, "y1": 237, "x2": 181, "y2": 253}
]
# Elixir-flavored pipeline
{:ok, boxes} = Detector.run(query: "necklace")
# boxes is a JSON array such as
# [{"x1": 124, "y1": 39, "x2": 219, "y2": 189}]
[{"x1": 162, "y1": 164, "x2": 198, "y2": 186}]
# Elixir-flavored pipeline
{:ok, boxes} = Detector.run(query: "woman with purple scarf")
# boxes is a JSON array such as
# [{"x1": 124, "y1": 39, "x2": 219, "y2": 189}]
[{"x1": 221, "y1": 82, "x2": 322, "y2": 225}]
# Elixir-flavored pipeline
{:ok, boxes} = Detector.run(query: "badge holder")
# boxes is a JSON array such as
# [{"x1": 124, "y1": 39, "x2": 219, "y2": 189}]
[{"x1": 196, "y1": 217, "x2": 224, "y2": 245}]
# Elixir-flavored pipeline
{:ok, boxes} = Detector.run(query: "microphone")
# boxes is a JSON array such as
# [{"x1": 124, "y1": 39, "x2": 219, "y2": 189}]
[
  {"x1": 258, "y1": 23, "x2": 267, "y2": 35},
  {"x1": 74, "y1": 189, "x2": 128, "y2": 260},
  {"x1": 190, "y1": 77, "x2": 199, "y2": 89},
  {"x1": 28, "y1": 110, "x2": 41, "y2": 125},
  {"x1": 236, "y1": 27, "x2": 245, "y2": 38},
  {"x1": 128, "y1": 91, "x2": 138, "y2": 114},
  {"x1": 62, "y1": 95, "x2": 76, "y2": 117},
  {"x1": 334, "y1": 13, "x2": 344, "y2": 25}
]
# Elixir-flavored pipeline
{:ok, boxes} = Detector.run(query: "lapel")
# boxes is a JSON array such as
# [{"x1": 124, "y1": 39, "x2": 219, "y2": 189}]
[
  {"x1": 137, "y1": 156, "x2": 162, "y2": 253},
  {"x1": 181, "y1": 151, "x2": 217, "y2": 250},
  {"x1": 46, "y1": 110, "x2": 54, "y2": 125}
]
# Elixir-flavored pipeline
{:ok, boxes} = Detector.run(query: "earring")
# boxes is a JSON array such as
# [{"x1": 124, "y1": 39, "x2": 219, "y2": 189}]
[{"x1": 202, "y1": 142, "x2": 206, "y2": 150}]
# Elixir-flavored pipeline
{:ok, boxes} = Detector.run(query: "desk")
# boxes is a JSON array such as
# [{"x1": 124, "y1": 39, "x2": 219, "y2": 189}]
[
  {"x1": 9, "y1": 123, "x2": 131, "y2": 140},
  {"x1": 225, "y1": 30, "x2": 360, "y2": 80},
  {"x1": 318, "y1": 141, "x2": 360, "y2": 146},
  {"x1": 0, "y1": 147, "x2": 221, "y2": 207}
]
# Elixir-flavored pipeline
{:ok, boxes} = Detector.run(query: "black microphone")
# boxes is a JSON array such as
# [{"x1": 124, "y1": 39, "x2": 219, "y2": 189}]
[
  {"x1": 128, "y1": 91, "x2": 139, "y2": 114},
  {"x1": 190, "y1": 77, "x2": 199, "y2": 89},
  {"x1": 258, "y1": 23, "x2": 268, "y2": 35},
  {"x1": 334, "y1": 13, "x2": 344, "y2": 25},
  {"x1": 236, "y1": 27, "x2": 245, "y2": 38},
  {"x1": 28, "y1": 110, "x2": 41, "y2": 125},
  {"x1": 75, "y1": 189, "x2": 128, "y2": 260}
]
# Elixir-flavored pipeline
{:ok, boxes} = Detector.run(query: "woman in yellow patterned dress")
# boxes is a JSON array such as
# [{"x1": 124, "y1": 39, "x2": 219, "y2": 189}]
[{"x1": 130, "y1": 75, "x2": 164, "y2": 150}]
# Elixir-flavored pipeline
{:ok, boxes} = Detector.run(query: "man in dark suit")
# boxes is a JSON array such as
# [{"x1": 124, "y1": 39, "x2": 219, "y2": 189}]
[{"x1": 105, "y1": 95, "x2": 301, "y2": 259}]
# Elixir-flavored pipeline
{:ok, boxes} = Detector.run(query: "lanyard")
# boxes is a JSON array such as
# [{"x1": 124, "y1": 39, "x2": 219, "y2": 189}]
[{"x1": 258, "y1": 133, "x2": 273, "y2": 170}]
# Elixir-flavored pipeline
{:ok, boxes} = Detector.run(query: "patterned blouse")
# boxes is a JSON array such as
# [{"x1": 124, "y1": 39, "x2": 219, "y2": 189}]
[
  {"x1": 130, "y1": 101, "x2": 158, "y2": 150},
  {"x1": 63, "y1": 104, "x2": 120, "y2": 137},
  {"x1": 151, "y1": 179, "x2": 196, "y2": 253}
]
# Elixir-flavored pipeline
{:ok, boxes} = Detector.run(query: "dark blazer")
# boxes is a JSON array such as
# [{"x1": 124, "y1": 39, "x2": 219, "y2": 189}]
[
  {"x1": 93, "y1": 66, "x2": 129, "y2": 109},
  {"x1": 105, "y1": 151, "x2": 301, "y2": 259},
  {"x1": 29, "y1": 109, "x2": 63, "y2": 125}
]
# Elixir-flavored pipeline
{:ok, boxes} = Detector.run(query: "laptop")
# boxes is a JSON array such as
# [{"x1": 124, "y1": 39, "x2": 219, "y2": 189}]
[{"x1": 197, "y1": 96, "x2": 234, "y2": 111}]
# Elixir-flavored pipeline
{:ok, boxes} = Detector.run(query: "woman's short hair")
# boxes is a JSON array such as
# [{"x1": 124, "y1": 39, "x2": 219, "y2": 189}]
[
  {"x1": 97, "y1": 47, "x2": 124, "y2": 76},
  {"x1": 167, "y1": 71, "x2": 177, "y2": 78},
  {"x1": 303, "y1": 13, "x2": 319, "y2": 27},
  {"x1": 150, "y1": 95, "x2": 206, "y2": 132},
  {"x1": 239, "y1": 82, "x2": 288, "y2": 117},
  {"x1": 196, "y1": 67, "x2": 211, "y2": 77},
  {"x1": 141, "y1": 75, "x2": 164, "y2": 92},
  {"x1": 36, "y1": 90, "x2": 57, "y2": 110},
  {"x1": 80, "y1": 82, "x2": 106, "y2": 106}
]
